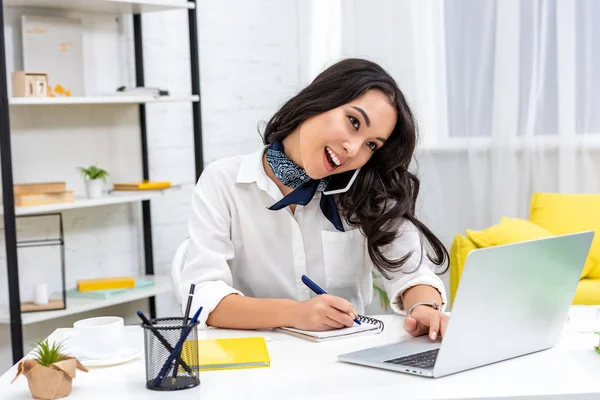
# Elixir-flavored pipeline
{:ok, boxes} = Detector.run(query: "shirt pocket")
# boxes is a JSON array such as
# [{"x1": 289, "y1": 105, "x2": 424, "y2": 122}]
[{"x1": 321, "y1": 229, "x2": 366, "y2": 289}]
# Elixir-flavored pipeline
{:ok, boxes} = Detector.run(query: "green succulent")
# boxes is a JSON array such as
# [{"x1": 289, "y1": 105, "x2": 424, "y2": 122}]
[{"x1": 32, "y1": 338, "x2": 66, "y2": 367}]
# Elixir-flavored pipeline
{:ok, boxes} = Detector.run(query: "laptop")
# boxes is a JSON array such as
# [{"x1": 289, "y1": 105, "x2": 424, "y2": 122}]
[{"x1": 338, "y1": 231, "x2": 594, "y2": 378}]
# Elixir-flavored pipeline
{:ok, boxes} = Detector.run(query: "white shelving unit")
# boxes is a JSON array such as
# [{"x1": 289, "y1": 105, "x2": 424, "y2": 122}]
[
  {"x1": 0, "y1": 275, "x2": 173, "y2": 325},
  {"x1": 4, "y1": 0, "x2": 195, "y2": 14},
  {"x1": 0, "y1": 0, "x2": 203, "y2": 362},
  {"x1": 7, "y1": 187, "x2": 184, "y2": 216},
  {"x1": 10, "y1": 95, "x2": 200, "y2": 105}
]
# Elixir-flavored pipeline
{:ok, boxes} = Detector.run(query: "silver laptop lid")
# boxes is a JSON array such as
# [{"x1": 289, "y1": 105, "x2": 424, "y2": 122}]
[{"x1": 434, "y1": 231, "x2": 594, "y2": 377}]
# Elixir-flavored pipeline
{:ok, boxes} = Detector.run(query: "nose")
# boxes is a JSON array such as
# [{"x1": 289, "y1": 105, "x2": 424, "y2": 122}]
[{"x1": 342, "y1": 137, "x2": 362, "y2": 158}]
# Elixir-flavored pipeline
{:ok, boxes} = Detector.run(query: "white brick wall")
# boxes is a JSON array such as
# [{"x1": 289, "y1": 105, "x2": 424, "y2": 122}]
[{"x1": 0, "y1": 0, "x2": 308, "y2": 372}]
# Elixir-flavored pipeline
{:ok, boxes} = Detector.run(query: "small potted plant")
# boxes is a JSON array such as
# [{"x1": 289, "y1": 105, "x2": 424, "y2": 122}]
[
  {"x1": 11, "y1": 338, "x2": 88, "y2": 399},
  {"x1": 77, "y1": 164, "x2": 109, "y2": 199}
]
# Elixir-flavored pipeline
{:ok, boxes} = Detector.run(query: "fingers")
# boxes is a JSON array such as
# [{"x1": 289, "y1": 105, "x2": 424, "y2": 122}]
[
  {"x1": 324, "y1": 295, "x2": 359, "y2": 320},
  {"x1": 440, "y1": 313, "x2": 448, "y2": 338},
  {"x1": 324, "y1": 306, "x2": 354, "y2": 327},
  {"x1": 404, "y1": 316, "x2": 428, "y2": 337},
  {"x1": 428, "y1": 313, "x2": 440, "y2": 340},
  {"x1": 324, "y1": 316, "x2": 346, "y2": 329}
]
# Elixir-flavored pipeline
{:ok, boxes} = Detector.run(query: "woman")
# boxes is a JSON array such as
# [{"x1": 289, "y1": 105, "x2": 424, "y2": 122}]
[{"x1": 180, "y1": 58, "x2": 449, "y2": 340}]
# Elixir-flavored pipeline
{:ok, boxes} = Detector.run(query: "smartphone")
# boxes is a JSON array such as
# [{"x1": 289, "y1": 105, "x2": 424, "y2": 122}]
[{"x1": 322, "y1": 168, "x2": 361, "y2": 195}]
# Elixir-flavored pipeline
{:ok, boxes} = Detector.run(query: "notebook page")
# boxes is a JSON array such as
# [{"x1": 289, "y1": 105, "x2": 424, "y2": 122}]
[{"x1": 279, "y1": 322, "x2": 380, "y2": 339}]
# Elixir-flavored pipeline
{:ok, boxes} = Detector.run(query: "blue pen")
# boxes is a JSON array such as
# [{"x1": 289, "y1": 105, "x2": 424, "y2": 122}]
[
  {"x1": 152, "y1": 306, "x2": 203, "y2": 387},
  {"x1": 301, "y1": 275, "x2": 361, "y2": 325}
]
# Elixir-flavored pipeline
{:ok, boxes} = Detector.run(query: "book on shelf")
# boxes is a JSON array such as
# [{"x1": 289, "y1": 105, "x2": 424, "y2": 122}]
[
  {"x1": 77, "y1": 276, "x2": 135, "y2": 292},
  {"x1": 112, "y1": 181, "x2": 171, "y2": 191},
  {"x1": 15, "y1": 190, "x2": 74, "y2": 207},
  {"x1": 67, "y1": 280, "x2": 155, "y2": 299},
  {"x1": 14, "y1": 182, "x2": 66, "y2": 195}
]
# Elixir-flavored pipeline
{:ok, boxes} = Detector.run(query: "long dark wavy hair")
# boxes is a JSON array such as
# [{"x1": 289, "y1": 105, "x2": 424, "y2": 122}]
[{"x1": 262, "y1": 58, "x2": 448, "y2": 279}]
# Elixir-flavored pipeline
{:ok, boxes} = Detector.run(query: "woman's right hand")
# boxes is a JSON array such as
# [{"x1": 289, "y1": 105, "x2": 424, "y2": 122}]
[{"x1": 290, "y1": 294, "x2": 359, "y2": 331}]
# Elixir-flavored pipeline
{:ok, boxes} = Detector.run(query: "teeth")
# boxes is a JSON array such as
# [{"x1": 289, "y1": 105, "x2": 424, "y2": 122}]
[{"x1": 326, "y1": 147, "x2": 341, "y2": 166}]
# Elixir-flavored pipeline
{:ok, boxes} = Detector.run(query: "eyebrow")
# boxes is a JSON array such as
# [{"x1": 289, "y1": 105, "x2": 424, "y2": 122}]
[
  {"x1": 376, "y1": 137, "x2": 387, "y2": 145},
  {"x1": 351, "y1": 106, "x2": 371, "y2": 127}
]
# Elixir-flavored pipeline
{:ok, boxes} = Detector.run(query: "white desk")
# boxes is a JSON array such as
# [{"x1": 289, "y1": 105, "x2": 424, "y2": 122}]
[{"x1": 1, "y1": 315, "x2": 599, "y2": 400}]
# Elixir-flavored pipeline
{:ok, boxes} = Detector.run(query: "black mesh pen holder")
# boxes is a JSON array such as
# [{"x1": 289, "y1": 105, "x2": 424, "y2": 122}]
[{"x1": 142, "y1": 317, "x2": 200, "y2": 391}]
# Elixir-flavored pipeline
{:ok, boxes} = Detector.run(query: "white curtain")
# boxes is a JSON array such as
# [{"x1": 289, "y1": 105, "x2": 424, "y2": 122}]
[
  {"x1": 413, "y1": 0, "x2": 600, "y2": 245},
  {"x1": 335, "y1": 0, "x2": 600, "y2": 247}
]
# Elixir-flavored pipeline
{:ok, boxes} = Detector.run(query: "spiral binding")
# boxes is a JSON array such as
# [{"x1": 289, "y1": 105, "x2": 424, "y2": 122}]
[{"x1": 357, "y1": 315, "x2": 385, "y2": 331}]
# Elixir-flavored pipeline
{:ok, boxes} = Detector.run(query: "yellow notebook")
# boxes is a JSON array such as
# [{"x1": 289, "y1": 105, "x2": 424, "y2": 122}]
[
  {"x1": 112, "y1": 181, "x2": 171, "y2": 190},
  {"x1": 180, "y1": 337, "x2": 270, "y2": 372},
  {"x1": 77, "y1": 276, "x2": 135, "y2": 291}
]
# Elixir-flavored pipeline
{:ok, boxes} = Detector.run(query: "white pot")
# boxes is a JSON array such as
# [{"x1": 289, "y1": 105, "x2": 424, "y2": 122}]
[{"x1": 85, "y1": 179, "x2": 104, "y2": 198}]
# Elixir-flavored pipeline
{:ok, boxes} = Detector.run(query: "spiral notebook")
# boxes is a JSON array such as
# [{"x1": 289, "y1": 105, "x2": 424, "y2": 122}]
[{"x1": 276, "y1": 315, "x2": 384, "y2": 342}]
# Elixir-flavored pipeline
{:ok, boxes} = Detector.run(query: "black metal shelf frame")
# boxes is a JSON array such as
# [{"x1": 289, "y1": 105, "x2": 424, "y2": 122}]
[{"x1": 0, "y1": 0, "x2": 204, "y2": 363}]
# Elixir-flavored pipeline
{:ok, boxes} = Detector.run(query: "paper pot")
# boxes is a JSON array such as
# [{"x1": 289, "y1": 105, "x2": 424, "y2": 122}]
[{"x1": 11, "y1": 357, "x2": 88, "y2": 400}]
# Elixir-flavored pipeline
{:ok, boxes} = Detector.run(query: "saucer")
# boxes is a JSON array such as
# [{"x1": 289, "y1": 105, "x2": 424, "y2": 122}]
[{"x1": 73, "y1": 347, "x2": 142, "y2": 367}]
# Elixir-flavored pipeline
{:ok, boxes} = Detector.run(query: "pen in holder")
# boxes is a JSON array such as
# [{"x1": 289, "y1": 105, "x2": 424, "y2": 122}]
[{"x1": 141, "y1": 316, "x2": 200, "y2": 391}]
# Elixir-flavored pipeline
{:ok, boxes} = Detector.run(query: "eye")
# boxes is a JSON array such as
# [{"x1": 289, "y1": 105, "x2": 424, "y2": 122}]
[
  {"x1": 348, "y1": 115, "x2": 360, "y2": 131},
  {"x1": 366, "y1": 142, "x2": 378, "y2": 151}
]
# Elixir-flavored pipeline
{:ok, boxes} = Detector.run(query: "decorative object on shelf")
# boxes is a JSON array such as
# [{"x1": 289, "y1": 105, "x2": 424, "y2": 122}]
[
  {"x1": 14, "y1": 181, "x2": 74, "y2": 207},
  {"x1": 11, "y1": 338, "x2": 88, "y2": 400},
  {"x1": 113, "y1": 181, "x2": 171, "y2": 191},
  {"x1": 18, "y1": 213, "x2": 67, "y2": 313},
  {"x1": 34, "y1": 283, "x2": 49, "y2": 305},
  {"x1": 11, "y1": 71, "x2": 48, "y2": 97},
  {"x1": 48, "y1": 83, "x2": 71, "y2": 98},
  {"x1": 110, "y1": 86, "x2": 170, "y2": 97},
  {"x1": 22, "y1": 15, "x2": 84, "y2": 97},
  {"x1": 77, "y1": 165, "x2": 109, "y2": 199}
]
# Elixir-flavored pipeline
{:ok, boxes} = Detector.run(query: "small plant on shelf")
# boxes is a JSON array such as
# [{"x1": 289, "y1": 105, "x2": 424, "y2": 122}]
[{"x1": 77, "y1": 164, "x2": 109, "y2": 199}]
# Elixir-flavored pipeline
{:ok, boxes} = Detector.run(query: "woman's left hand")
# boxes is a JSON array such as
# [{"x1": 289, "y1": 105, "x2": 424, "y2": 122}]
[{"x1": 404, "y1": 305, "x2": 448, "y2": 340}]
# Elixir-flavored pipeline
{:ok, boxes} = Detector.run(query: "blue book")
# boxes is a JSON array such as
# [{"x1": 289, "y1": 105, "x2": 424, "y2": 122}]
[{"x1": 66, "y1": 280, "x2": 155, "y2": 299}]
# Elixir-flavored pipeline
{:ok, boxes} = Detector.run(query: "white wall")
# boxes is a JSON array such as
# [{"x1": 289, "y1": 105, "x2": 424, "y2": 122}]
[
  {"x1": 0, "y1": 0, "x2": 309, "y2": 373},
  {"x1": 0, "y1": 0, "x2": 461, "y2": 373}
]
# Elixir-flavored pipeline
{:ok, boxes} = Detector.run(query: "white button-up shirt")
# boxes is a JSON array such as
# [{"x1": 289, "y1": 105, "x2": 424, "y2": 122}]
[{"x1": 180, "y1": 146, "x2": 447, "y2": 327}]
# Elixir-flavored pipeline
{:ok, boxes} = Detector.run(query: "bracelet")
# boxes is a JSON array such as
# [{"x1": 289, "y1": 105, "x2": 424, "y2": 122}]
[{"x1": 408, "y1": 301, "x2": 440, "y2": 317}]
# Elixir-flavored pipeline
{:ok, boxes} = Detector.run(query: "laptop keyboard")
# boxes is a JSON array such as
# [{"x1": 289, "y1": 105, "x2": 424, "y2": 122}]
[{"x1": 384, "y1": 349, "x2": 439, "y2": 369}]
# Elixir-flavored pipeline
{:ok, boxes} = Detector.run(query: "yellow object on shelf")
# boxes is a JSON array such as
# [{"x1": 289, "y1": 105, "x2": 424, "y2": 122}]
[
  {"x1": 112, "y1": 181, "x2": 171, "y2": 191},
  {"x1": 180, "y1": 337, "x2": 270, "y2": 372},
  {"x1": 77, "y1": 277, "x2": 135, "y2": 292}
]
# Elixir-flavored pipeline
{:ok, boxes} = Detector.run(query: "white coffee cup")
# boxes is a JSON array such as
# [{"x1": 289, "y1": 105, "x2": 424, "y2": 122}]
[{"x1": 72, "y1": 316, "x2": 124, "y2": 360}]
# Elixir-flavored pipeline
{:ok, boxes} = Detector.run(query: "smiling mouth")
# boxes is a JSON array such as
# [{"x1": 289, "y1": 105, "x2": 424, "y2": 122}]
[{"x1": 325, "y1": 146, "x2": 342, "y2": 169}]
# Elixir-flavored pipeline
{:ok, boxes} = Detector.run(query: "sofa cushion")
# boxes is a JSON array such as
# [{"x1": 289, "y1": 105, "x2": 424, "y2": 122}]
[
  {"x1": 529, "y1": 193, "x2": 600, "y2": 279},
  {"x1": 450, "y1": 234, "x2": 478, "y2": 305},
  {"x1": 573, "y1": 279, "x2": 600, "y2": 305},
  {"x1": 465, "y1": 216, "x2": 552, "y2": 248}
]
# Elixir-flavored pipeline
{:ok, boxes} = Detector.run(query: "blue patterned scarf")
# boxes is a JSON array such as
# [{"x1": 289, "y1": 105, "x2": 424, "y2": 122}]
[{"x1": 266, "y1": 141, "x2": 344, "y2": 232}]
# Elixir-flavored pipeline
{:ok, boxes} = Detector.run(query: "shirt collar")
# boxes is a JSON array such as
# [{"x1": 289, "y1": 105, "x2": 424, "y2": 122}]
[
  {"x1": 236, "y1": 145, "x2": 268, "y2": 184},
  {"x1": 236, "y1": 145, "x2": 283, "y2": 201}
]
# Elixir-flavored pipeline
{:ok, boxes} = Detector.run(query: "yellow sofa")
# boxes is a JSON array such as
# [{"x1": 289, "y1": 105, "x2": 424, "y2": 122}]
[{"x1": 449, "y1": 193, "x2": 600, "y2": 307}]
